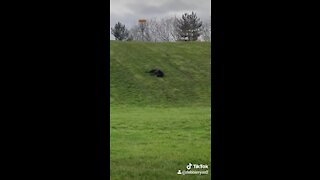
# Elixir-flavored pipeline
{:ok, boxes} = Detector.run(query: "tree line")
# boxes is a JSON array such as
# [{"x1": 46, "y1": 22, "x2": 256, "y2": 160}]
[{"x1": 111, "y1": 12, "x2": 211, "y2": 42}]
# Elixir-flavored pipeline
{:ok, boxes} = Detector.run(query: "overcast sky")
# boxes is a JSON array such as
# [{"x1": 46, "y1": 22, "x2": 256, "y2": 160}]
[{"x1": 110, "y1": 0, "x2": 211, "y2": 39}]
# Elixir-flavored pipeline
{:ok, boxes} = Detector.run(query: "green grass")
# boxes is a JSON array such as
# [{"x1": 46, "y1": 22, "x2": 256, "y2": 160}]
[
  {"x1": 110, "y1": 41, "x2": 211, "y2": 179},
  {"x1": 110, "y1": 107, "x2": 211, "y2": 180},
  {"x1": 110, "y1": 41, "x2": 211, "y2": 107}
]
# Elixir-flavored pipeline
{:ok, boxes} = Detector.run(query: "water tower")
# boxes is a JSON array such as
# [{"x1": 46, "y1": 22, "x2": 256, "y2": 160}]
[{"x1": 138, "y1": 19, "x2": 147, "y2": 41}]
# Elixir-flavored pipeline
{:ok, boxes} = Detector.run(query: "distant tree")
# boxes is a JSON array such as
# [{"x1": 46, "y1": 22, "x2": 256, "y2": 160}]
[
  {"x1": 154, "y1": 17, "x2": 179, "y2": 42},
  {"x1": 127, "y1": 34, "x2": 133, "y2": 41},
  {"x1": 128, "y1": 25, "x2": 138, "y2": 41},
  {"x1": 140, "y1": 18, "x2": 178, "y2": 42},
  {"x1": 176, "y1": 12, "x2": 202, "y2": 41},
  {"x1": 111, "y1": 22, "x2": 129, "y2": 41},
  {"x1": 128, "y1": 23, "x2": 152, "y2": 42},
  {"x1": 145, "y1": 19, "x2": 159, "y2": 42},
  {"x1": 128, "y1": 25, "x2": 143, "y2": 41},
  {"x1": 138, "y1": 21, "x2": 152, "y2": 41},
  {"x1": 201, "y1": 17, "x2": 211, "y2": 42}
]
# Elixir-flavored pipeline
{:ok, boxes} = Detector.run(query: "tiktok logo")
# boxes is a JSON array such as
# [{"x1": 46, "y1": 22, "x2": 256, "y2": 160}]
[{"x1": 186, "y1": 163, "x2": 192, "y2": 170}]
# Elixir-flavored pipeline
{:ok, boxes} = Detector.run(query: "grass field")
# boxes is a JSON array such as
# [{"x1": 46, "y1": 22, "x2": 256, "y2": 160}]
[{"x1": 110, "y1": 41, "x2": 211, "y2": 179}]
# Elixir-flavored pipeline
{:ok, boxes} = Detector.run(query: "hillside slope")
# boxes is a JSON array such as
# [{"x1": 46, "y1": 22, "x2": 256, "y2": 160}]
[{"x1": 110, "y1": 41, "x2": 211, "y2": 107}]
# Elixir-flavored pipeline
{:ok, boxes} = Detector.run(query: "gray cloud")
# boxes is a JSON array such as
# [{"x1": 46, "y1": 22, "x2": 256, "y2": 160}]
[{"x1": 110, "y1": 0, "x2": 211, "y2": 39}]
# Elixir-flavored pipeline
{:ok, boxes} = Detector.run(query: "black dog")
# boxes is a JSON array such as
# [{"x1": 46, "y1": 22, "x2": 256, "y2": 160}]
[{"x1": 146, "y1": 69, "x2": 164, "y2": 77}]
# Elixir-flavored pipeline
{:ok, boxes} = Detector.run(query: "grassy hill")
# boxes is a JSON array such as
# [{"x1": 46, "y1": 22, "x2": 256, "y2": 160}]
[
  {"x1": 110, "y1": 41, "x2": 211, "y2": 107},
  {"x1": 110, "y1": 41, "x2": 211, "y2": 179}
]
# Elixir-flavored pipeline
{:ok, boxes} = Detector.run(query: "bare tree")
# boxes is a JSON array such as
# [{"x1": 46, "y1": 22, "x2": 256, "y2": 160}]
[
  {"x1": 145, "y1": 17, "x2": 179, "y2": 42},
  {"x1": 142, "y1": 22, "x2": 152, "y2": 42},
  {"x1": 128, "y1": 22, "x2": 152, "y2": 42},
  {"x1": 158, "y1": 17, "x2": 174, "y2": 41},
  {"x1": 168, "y1": 17, "x2": 180, "y2": 41},
  {"x1": 127, "y1": 13, "x2": 204, "y2": 42},
  {"x1": 128, "y1": 25, "x2": 141, "y2": 41},
  {"x1": 146, "y1": 18, "x2": 161, "y2": 42},
  {"x1": 201, "y1": 17, "x2": 211, "y2": 42}
]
